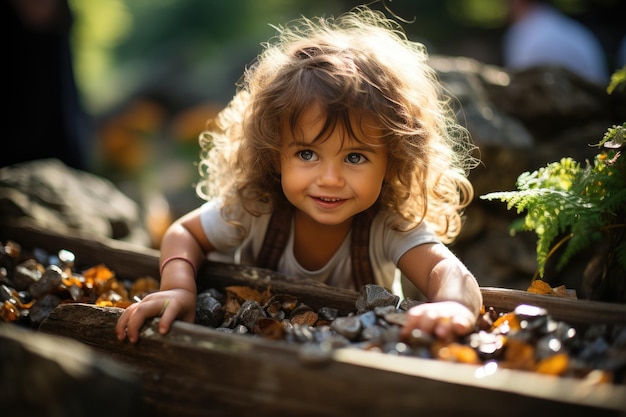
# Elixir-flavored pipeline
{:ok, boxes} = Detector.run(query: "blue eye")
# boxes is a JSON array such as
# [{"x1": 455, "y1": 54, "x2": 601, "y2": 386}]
[
  {"x1": 346, "y1": 153, "x2": 366, "y2": 164},
  {"x1": 298, "y1": 150, "x2": 316, "y2": 161}
]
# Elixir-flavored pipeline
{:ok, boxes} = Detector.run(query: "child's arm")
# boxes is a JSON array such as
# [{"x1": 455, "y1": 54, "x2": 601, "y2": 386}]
[
  {"x1": 116, "y1": 208, "x2": 214, "y2": 343},
  {"x1": 397, "y1": 242, "x2": 482, "y2": 341}
]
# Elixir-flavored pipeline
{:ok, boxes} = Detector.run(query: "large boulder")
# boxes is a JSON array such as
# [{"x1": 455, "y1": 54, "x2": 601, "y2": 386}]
[{"x1": 0, "y1": 159, "x2": 150, "y2": 246}]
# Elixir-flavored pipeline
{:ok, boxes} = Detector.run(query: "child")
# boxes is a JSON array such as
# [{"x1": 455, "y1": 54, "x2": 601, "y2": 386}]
[{"x1": 116, "y1": 6, "x2": 482, "y2": 344}]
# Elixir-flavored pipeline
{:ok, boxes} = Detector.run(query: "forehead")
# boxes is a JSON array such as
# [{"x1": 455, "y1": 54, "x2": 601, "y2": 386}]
[{"x1": 284, "y1": 102, "x2": 383, "y2": 146}]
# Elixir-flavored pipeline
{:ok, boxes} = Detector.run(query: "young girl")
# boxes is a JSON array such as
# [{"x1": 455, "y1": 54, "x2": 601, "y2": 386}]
[{"x1": 117, "y1": 6, "x2": 482, "y2": 344}]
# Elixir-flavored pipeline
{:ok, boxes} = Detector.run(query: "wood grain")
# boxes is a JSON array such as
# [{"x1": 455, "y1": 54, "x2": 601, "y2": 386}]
[{"x1": 40, "y1": 303, "x2": 626, "y2": 417}]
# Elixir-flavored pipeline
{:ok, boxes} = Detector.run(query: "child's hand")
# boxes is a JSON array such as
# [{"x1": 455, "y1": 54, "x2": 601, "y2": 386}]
[
  {"x1": 115, "y1": 288, "x2": 196, "y2": 343},
  {"x1": 400, "y1": 301, "x2": 476, "y2": 342}
]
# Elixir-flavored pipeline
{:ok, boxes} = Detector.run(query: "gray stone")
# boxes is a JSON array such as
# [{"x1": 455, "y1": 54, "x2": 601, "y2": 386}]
[{"x1": 0, "y1": 158, "x2": 150, "y2": 246}]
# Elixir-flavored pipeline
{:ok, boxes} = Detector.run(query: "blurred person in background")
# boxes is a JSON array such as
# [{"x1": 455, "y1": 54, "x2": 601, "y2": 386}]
[
  {"x1": 502, "y1": 0, "x2": 609, "y2": 84},
  {"x1": 2, "y1": 0, "x2": 91, "y2": 170}
]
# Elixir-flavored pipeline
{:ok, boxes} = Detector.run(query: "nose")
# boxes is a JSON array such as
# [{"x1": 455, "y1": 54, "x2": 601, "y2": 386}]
[{"x1": 317, "y1": 160, "x2": 345, "y2": 187}]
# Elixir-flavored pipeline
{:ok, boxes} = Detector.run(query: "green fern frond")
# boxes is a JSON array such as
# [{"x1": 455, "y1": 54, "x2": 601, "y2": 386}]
[
  {"x1": 557, "y1": 223, "x2": 603, "y2": 271},
  {"x1": 517, "y1": 157, "x2": 579, "y2": 191},
  {"x1": 602, "y1": 185, "x2": 626, "y2": 215},
  {"x1": 481, "y1": 183, "x2": 601, "y2": 276},
  {"x1": 607, "y1": 66, "x2": 626, "y2": 95},
  {"x1": 595, "y1": 123, "x2": 626, "y2": 148},
  {"x1": 479, "y1": 67, "x2": 625, "y2": 299},
  {"x1": 481, "y1": 189, "x2": 547, "y2": 215},
  {"x1": 479, "y1": 148, "x2": 626, "y2": 277}
]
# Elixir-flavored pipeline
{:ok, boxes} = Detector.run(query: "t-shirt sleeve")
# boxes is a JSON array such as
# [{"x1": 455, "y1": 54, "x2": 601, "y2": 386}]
[
  {"x1": 372, "y1": 213, "x2": 441, "y2": 266},
  {"x1": 199, "y1": 199, "x2": 248, "y2": 254}
]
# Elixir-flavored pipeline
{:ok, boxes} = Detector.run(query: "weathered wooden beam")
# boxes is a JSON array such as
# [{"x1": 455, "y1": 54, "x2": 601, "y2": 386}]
[
  {"x1": 481, "y1": 287, "x2": 626, "y2": 325},
  {"x1": 39, "y1": 303, "x2": 626, "y2": 417},
  {"x1": 4, "y1": 219, "x2": 626, "y2": 324},
  {"x1": 0, "y1": 219, "x2": 160, "y2": 279},
  {"x1": 0, "y1": 322, "x2": 143, "y2": 416}
]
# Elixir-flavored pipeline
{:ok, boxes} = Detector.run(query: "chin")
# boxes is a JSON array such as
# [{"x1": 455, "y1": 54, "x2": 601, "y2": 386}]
[{"x1": 310, "y1": 213, "x2": 354, "y2": 227}]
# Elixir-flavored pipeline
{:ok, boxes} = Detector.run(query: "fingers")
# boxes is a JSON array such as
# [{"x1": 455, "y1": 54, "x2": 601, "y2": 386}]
[
  {"x1": 116, "y1": 302, "x2": 149, "y2": 343},
  {"x1": 116, "y1": 289, "x2": 197, "y2": 343},
  {"x1": 434, "y1": 317, "x2": 453, "y2": 341},
  {"x1": 116, "y1": 304, "x2": 139, "y2": 343},
  {"x1": 157, "y1": 299, "x2": 179, "y2": 335},
  {"x1": 401, "y1": 301, "x2": 476, "y2": 341},
  {"x1": 401, "y1": 305, "x2": 435, "y2": 337},
  {"x1": 451, "y1": 314, "x2": 474, "y2": 335},
  {"x1": 115, "y1": 306, "x2": 132, "y2": 341},
  {"x1": 116, "y1": 297, "x2": 174, "y2": 343}
]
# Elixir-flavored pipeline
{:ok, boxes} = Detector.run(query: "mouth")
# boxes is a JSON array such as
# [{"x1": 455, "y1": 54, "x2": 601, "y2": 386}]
[{"x1": 311, "y1": 196, "x2": 347, "y2": 208}]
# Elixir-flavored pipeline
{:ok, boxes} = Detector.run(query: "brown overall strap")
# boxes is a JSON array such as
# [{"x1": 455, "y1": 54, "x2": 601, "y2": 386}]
[
  {"x1": 350, "y1": 208, "x2": 376, "y2": 288},
  {"x1": 256, "y1": 205, "x2": 377, "y2": 288},
  {"x1": 256, "y1": 203, "x2": 293, "y2": 271}
]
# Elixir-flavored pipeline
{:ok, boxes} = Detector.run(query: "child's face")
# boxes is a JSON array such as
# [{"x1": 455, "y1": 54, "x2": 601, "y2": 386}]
[{"x1": 279, "y1": 104, "x2": 387, "y2": 227}]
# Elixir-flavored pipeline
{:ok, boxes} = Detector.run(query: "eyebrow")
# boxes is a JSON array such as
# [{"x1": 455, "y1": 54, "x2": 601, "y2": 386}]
[{"x1": 286, "y1": 140, "x2": 379, "y2": 153}]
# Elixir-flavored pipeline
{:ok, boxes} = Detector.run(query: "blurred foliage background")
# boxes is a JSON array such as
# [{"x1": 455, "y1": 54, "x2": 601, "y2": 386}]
[{"x1": 63, "y1": 0, "x2": 625, "y2": 246}]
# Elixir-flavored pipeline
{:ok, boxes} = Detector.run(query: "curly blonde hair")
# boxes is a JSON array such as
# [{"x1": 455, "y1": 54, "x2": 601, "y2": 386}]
[{"x1": 197, "y1": 6, "x2": 477, "y2": 243}]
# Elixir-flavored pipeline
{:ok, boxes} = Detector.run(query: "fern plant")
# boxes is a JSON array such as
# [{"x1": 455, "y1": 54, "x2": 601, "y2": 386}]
[{"x1": 481, "y1": 67, "x2": 626, "y2": 302}]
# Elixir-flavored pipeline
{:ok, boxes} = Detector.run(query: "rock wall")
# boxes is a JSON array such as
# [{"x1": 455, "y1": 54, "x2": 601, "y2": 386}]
[{"x1": 431, "y1": 57, "x2": 626, "y2": 292}]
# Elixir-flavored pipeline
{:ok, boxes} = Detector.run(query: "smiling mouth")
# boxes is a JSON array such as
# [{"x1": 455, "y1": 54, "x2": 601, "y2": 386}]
[
  {"x1": 310, "y1": 196, "x2": 348, "y2": 211},
  {"x1": 311, "y1": 196, "x2": 347, "y2": 208}
]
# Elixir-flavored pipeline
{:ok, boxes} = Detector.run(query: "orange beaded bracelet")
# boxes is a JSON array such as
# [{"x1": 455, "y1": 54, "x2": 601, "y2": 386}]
[{"x1": 159, "y1": 256, "x2": 197, "y2": 277}]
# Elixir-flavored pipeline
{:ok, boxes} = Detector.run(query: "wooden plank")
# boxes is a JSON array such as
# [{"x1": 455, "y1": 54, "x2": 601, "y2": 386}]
[
  {"x1": 39, "y1": 303, "x2": 626, "y2": 417},
  {"x1": 0, "y1": 219, "x2": 160, "y2": 280},
  {"x1": 481, "y1": 287, "x2": 626, "y2": 325},
  {"x1": 3, "y1": 220, "x2": 626, "y2": 323},
  {"x1": 0, "y1": 322, "x2": 143, "y2": 416}
]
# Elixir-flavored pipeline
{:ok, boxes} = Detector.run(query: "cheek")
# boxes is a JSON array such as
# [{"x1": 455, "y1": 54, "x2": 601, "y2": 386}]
[
  {"x1": 371, "y1": 163, "x2": 389, "y2": 197},
  {"x1": 279, "y1": 162, "x2": 301, "y2": 193},
  {"x1": 369, "y1": 176, "x2": 386, "y2": 199},
  {"x1": 353, "y1": 169, "x2": 385, "y2": 199}
]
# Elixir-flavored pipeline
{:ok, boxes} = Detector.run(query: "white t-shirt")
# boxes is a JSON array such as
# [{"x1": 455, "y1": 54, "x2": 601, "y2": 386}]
[{"x1": 199, "y1": 199, "x2": 441, "y2": 293}]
